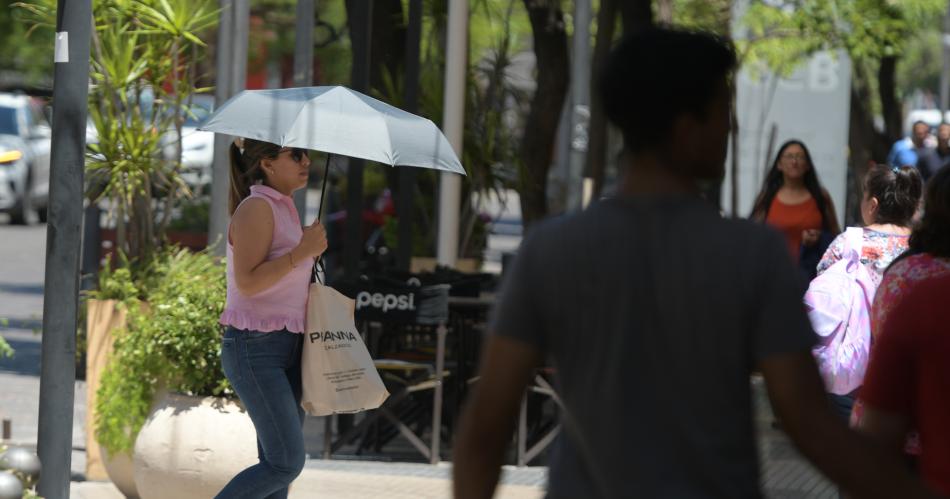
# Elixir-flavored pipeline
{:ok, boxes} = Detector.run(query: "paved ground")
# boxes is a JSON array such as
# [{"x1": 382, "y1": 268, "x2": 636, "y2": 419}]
[{"x1": 1, "y1": 221, "x2": 836, "y2": 498}]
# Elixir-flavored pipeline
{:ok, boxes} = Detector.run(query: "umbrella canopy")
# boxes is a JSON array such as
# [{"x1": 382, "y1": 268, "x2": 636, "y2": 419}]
[{"x1": 199, "y1": 85, "x2": 465, "y2": 175}]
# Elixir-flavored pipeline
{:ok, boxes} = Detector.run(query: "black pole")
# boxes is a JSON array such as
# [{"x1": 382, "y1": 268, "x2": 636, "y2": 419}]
[
  {"x1": 292, "y1": 0, "x2": 314, "y2": 223},
  {"x1": 38, "y1": 0, "x2": 93, "y2": 496},
  {"x1": 396, "y1": 0, "x2": 422, "y2": 271},
  {"x1": 345, "y1": 0, "x2": 372, "y2": 281},
  {"x1": 80, "y1": 203, "x2": 100, "y2": 292}
]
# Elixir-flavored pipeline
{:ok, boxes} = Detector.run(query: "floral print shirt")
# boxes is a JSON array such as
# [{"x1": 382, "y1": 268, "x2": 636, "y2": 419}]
[{"x1": 816, "y1": 228, "x2": 910, "y2": 287}]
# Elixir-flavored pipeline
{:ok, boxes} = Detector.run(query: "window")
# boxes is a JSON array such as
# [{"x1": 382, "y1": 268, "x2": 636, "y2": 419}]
[{"x1": 0, "y1": 107, "x2": 19, "y2": 136}]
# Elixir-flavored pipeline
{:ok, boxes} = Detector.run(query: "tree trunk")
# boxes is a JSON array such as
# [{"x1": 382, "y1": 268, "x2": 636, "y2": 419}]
[
  {"x1": 847, "y1": 64, "x2": 892, "y2": 225},
  {"x1": 520, "y1": 0, "x2": 570, "y2": 228},
  {"x1": 585, "y1": 0, "x2": 618, "y2": 199},
  {"x1": 344, "y1": 0, "x2": 406, "y2": 96},
  {"x1": 878, "y1": 55, "x2": 902, "y2": 144},
  {"x1": 657, "y1": 0, "x2": 673, "y2": 25}
]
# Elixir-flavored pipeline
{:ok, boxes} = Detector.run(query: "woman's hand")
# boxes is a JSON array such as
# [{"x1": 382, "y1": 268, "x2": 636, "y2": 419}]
[
  {"x1": 296, "y1": 220, "x2": 328, "y2": 259},
  {"x1": 802, "y1": 229, "x2": 820, "y2": 248}
]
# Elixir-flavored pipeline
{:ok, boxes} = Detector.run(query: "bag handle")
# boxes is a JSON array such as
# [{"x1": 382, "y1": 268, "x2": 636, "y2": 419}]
[{"x1": 844, "y1": 227, "x2": 864, "y2": 258}]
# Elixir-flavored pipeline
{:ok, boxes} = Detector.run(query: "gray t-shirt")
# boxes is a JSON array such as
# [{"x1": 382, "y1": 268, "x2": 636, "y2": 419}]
[{"x1": 491, "y1": 195, "x2": 817, "y2": 499}]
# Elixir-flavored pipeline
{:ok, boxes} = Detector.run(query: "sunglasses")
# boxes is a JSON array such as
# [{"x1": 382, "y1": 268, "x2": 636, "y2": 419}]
[{"x1": 277, "y1": 148, "x2": 308, "y2": 163}]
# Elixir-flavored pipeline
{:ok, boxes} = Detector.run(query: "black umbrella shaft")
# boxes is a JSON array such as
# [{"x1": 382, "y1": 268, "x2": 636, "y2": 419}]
[{"x1": 318, "y1": 153, "x2": 331, "y2": 221}]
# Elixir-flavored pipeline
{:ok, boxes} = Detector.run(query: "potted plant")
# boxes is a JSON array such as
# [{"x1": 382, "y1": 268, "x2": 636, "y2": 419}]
[
  {"x1": 93, "y1": 247, "x2": 257, "y2": 499},
  {"x1": 15, "y1": 0, "x2": 219, "y2": 493}
]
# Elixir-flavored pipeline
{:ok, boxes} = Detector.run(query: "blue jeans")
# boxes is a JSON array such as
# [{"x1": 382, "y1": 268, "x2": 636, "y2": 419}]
[{"x1": 215, "y1": 327, "x2": 306, "y2": 499}]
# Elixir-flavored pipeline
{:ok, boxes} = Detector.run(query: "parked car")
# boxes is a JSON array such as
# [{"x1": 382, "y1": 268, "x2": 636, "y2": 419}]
[
  {"x1": 0, "y1": 93, "x2": 51, "y2": 224},
  {"x1": 162, "y1": 94, "x2": 215, "y2": 190}
]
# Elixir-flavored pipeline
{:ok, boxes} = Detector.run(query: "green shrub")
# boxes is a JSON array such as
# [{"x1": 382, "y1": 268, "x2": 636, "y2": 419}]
[{"x1": 95, "y1": 246, "x2": 230, "y2": 455}]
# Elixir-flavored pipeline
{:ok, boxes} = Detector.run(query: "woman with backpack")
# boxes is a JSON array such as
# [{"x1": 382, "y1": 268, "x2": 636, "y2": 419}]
[
  {"x1": 857, "y1": 165, "x2": 950, "y2": 495},
  {"x1": 809, "y1": 164, "x2": 923, "y2": 420},
  {"x1": 750, "y1": 140, "x2": 841, "y2": 280}
]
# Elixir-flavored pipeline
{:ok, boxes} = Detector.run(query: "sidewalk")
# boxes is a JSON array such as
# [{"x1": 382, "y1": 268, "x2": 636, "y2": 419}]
[
  {"x1": 2, "y1": 331, "x2": 835, "y2": 498},
  {"x1": 70, "y1": 461, "x2": 546, "y2": 499}
]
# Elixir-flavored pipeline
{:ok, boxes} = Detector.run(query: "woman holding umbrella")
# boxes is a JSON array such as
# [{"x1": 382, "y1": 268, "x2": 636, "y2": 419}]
[{"x1": 216, "y1": 139, "x2": 327, "y2": 498}]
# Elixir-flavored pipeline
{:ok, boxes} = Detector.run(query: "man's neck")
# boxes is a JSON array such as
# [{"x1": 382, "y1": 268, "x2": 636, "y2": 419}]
[{"x1": 618, "y1": 153, "x2": 699, "y2": 197}]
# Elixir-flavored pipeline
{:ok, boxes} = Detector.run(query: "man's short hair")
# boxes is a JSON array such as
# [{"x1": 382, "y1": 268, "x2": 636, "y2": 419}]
[
  {"x1": 600, "y1": 28, "x2": 737, "y2": 153},
  {"x1": 913, "y1": 120, "x2": 930, "y2": 130}
]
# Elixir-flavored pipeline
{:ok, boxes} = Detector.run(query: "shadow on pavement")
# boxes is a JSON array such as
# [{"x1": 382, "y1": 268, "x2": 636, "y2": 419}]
[{"x1": 0, "y1": 332, "x2": 42, "y2": 376}]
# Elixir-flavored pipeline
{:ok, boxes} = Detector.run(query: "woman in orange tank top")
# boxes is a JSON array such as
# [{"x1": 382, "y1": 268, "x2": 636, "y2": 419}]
[{"x1": 751, "y1": 140, "x2": 841, "y2": 275}]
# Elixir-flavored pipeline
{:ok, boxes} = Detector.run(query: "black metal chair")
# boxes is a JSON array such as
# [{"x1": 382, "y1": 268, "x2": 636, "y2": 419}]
[{"x1": 322, "y1": 283, "x2": 451, "y2": 463}]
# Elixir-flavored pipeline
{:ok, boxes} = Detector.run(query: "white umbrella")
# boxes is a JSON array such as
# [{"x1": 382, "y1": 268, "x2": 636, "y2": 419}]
[{"x1": 199, "y1": 85, "x2": 465, "y2": 175}]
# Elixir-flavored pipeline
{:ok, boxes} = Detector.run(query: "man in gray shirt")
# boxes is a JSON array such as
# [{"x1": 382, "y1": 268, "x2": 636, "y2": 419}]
[{"x1": 453, "y1": 29, "x2": 939, "y2": 499}]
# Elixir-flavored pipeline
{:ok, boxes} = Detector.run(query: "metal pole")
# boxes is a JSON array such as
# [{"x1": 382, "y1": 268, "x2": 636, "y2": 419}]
[
  {"x1": 209, "y1": 0, "x2": 235, "y2": 254},
  {"x1": 231, "y1": 0, "x2": 250, "y2": 94},
  {"x1": 80, "y1": 203, "x2": 100, "y2": 292},
  {"x1": 292, "y1": 0, "x2": 315, "y2": 223},
  {"x1": 566, "y1": 0, "x2": 591, "y2": 212},
  {"x1": 941, "y1": 0, "x2": 950, "y2": 119},
  {"x1": 397, "y1": 0, "x2": 423, "y2": 271},
  {"x1": 436, "y1": 0, "x2": 468, "y2": 268},
  {"x1": 38, "y1": 0, "x2": 93, "y2": 495},
  {"x1": 345, "y1": 0, "x2": 372, "y2": 281}
]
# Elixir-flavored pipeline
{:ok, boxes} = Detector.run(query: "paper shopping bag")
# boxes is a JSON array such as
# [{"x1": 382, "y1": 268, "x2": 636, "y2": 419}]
[{"x1": 301, "y1": 283, "x2": 389, "y2": 416}]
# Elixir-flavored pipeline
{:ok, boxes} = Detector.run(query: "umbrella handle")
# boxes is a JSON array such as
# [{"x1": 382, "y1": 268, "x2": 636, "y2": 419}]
[{"x1": 311, "y1": 153, "x2": 331, "y2": 285}]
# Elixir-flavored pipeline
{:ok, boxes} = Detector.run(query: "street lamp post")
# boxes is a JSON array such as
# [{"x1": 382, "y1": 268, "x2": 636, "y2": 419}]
[{"x1": 37, "y1": 0, "x2": 93, "y2": 496}]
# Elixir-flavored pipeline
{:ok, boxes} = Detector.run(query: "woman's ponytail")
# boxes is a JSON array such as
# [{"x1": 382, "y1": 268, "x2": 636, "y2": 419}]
[{"x1": 227, "y1": 139, "x2": 280, "y2": 215}]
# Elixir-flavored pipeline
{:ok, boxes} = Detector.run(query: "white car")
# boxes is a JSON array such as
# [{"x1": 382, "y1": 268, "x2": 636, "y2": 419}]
[
  {"x1": 0, "y1": 93, "x2": 51, "y2": 224},
  {"x1": 164, "y1": 94, "x2": 216, "y2": 190}
]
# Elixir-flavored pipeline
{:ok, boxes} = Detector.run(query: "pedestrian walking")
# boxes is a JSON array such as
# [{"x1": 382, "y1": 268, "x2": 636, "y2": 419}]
[
  {"x1": 887, "y1": 120, "x2": 934, "y2": 170},
  {"x1": 808, "y1": 164, "x2": 922, "y2": 421},
  {"x1": 917, "y1": 123, "x2": 950, "y2": 182},
  {"x1": 452, "y1": 28, "x2": 939, "y2": 499},
  {"x1": 215, "y1": 139, "x2": 327, "y2": 498},
  {"x1": 858, "y1": 165, "x2": 950, "y2": 496},
  {"x1": 750, "y1": 140, "x2": 841, "y2": 280}
]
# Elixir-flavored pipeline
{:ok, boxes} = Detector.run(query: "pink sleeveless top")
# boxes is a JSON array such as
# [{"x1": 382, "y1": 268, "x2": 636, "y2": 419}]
[{"x1": 219, "y1": 185, "x2": 314, "y2": 333}]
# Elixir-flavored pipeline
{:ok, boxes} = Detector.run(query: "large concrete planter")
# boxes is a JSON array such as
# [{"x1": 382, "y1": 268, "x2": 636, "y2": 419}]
[
  {"x1": 133, "y1": 392, "x2": 257, "y2": 499},
  {"x1": 102, "y1": 449, "x2": 138, "y2": 498}
]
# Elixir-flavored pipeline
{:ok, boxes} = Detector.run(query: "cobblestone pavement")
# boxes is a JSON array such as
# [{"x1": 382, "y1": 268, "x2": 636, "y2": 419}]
[{"x1": 3, "y1": 223, "x2": 836, "y2": 498}]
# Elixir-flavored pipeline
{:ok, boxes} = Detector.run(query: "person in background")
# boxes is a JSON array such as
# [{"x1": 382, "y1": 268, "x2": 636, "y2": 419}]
[
  {"x1": 888, "y1": 120, "x2": 934, "y2": 170},
  {"x1": 813, "y1": 164, "x2": 923, "y2": 419},
  {"x1": 917, "y1": 123, "x2": 950, "y2": 182},
  {"x1": 750, "y1": 140, "x2": 841, "y2": 279},
  {"x1": 452, "y1": 27, "x2": 938, "y2": 499},
  {"x1": 858, "y1": 165, "x2": 950, "y2": 496}
]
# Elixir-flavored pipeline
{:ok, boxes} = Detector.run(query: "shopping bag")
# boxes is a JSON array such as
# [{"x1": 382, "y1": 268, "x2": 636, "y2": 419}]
[{"x1": 301, "y1": 283, "x2": 389, "y2": 416}]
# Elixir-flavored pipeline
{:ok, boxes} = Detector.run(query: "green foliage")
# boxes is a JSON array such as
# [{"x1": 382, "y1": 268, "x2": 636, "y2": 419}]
[
  {"x1": 168, "y1": 196, "x2": 210, "y2": 232},
  {"x1": 0, "y1": 332, "x2": 13, "y2": 360},
  {"x1": 670, "y1": 0, "x2": 732, "y2": 34},
  {"x1": 740, "y1": 0, "x2": 945, "y2": 75},
  {"x1": 15, "y1": 0, "x2": 217, "y2": 262},
  {"x1": 95, "y1": 246, "x2": 230, "y2": 455}
]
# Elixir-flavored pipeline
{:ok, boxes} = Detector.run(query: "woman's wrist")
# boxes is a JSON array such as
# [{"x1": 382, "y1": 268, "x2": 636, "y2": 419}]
[{"x1": 288, "y1": 248, "x2": 298, "y2": 269}]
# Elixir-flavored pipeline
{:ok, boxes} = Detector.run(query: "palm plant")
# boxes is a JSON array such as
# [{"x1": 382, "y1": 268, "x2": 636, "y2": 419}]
[{"x1": 15, "y1": 0, "x2": 218, "y2": 262}]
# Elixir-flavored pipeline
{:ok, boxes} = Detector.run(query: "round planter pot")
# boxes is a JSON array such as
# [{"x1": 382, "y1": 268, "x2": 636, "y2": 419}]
[
  {"x1": 102, "y1": 449, "x2": 138, "y2": 498},
  {"x1": 133, "y1": 392, "x2": 258, "y2": 499}
]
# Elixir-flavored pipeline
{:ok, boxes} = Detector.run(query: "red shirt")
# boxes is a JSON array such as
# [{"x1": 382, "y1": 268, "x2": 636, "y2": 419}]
[
  {"x1": 861, "y1": 254, "x2": 950, "y2": 495},
  {"x1": 765, "y1": 196, "x2": 823, "y2": 259}
]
